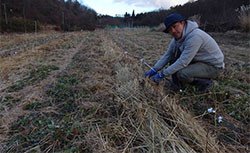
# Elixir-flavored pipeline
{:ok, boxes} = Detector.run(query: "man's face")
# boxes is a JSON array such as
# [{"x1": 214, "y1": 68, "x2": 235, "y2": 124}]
[{"x1": 168, "y1": 21, "x2": 185, "y2": 39}]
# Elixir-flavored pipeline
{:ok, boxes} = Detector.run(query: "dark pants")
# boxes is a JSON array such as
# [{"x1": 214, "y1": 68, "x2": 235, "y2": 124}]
[
  {"x1": 170, "y1": 48, "x2": 223, "y2": 87},
  {"x1": 173, "y1": 62, "x2": 223, "y2": 86}
]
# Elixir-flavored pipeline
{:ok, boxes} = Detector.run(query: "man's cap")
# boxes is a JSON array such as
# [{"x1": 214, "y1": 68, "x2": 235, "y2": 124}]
[{"x1": 163, "y1": 14, "x2": 184, "y2": 33}]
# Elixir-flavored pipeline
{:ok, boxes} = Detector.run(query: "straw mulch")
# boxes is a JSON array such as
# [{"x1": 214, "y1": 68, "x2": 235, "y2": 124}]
[
  {"x1": 1, "y1": 30, "x2": 248, "y2": 152},
  {"x1": 92, "y1": 36, "x2": 226, "y2": 152}
]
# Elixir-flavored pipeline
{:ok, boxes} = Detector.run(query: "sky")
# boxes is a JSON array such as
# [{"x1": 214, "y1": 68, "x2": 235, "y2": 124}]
[{"x1": 79, "y1": 0, "x2": 190, "y2": 17}]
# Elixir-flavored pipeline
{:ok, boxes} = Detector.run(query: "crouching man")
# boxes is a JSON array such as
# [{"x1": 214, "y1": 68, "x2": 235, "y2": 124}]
[{"x1": 145, "y1": 14, "x2": 224, "y2": 93}]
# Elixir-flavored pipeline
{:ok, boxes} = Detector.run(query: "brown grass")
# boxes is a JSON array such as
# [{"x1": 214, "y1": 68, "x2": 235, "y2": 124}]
[
  {"x1": 96, "y1": 36, "x2": 224, "y2": 152},
  {"x1": 0, "y1": 29, "x2": 249, "y2": 152},
  {"x1": 112, "y1": 65, "x2": 222, "y2": 152},
  {"x1": 236, "y1": 5, "x2": 250, "y2": 32}
]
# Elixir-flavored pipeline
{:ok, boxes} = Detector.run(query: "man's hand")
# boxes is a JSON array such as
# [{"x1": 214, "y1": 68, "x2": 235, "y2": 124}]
[
  {"x1": 144, "y1": 68, "x2": 157, "y2": 78},
  {"x1": 153, "y1": 71, "x2": 165, "y2": 84}
]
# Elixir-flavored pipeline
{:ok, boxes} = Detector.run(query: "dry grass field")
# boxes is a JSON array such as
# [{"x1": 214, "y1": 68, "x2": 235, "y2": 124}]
[{"x1": 0, "y1": 29, "x2": 249, "y2": 152}]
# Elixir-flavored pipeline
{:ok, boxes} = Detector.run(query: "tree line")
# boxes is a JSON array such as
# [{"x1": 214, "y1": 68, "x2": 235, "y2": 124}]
[
  {"x1": 0, "y1": 0, "x2": 249, "y2": 33},
  {"x1": 0, "y1": 0, "x2": 97, "y2": 32},
  {"x1": 130, "y1": 0, "x2": 249, "y2": 32}
]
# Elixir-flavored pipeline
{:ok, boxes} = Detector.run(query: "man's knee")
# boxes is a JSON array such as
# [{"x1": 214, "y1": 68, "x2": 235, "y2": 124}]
[{"x1": 176, "y1": 70, "x2": 193, "y2": 83}]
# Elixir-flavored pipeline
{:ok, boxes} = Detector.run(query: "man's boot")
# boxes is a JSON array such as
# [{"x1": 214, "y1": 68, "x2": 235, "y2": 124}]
[
  {"x1": 191, "y1": 78, "x2": 214, "y2": 93},
  {"x1": 164, "y1": 73, "x2": 183, "y2": 92}
]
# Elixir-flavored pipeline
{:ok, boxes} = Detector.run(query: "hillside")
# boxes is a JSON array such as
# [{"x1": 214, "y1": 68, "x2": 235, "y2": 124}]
[
  {"x1": 133, "y1": 0, "x2": 250, "y2": 32},
  {"x1": 0, "y1": 0, "x2": 97, "y2": 32}
]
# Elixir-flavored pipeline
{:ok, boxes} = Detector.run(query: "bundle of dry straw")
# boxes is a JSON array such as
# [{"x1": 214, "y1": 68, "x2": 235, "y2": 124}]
[{"x1": 110, "y1": 57, "x2": 223, "y2": 152}]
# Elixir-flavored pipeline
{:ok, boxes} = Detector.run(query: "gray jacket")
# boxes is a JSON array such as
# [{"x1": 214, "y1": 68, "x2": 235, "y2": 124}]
[{"x1": 154, "y1": 20, "x2": 224, "y2": 75}]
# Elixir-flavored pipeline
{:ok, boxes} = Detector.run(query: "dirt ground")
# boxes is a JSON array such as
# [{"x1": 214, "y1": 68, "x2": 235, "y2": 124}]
[{"x1": 0, "y1": 29, "x2": 249, "y2": 152}]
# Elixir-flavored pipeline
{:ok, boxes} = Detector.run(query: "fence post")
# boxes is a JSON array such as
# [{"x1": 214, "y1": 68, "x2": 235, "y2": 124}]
[
  {"x1": 3, "y1": 3, "x2": 8, "y2": 24},
  {"x1": 23, "y1": 1, "x2": 27, "y2": 33},
  {"x1": 35, "y1": 21, "x2": 37, "y2": 34},
  {"x1": 62, "y1": 11, "x2": 65, "y2": 31}
]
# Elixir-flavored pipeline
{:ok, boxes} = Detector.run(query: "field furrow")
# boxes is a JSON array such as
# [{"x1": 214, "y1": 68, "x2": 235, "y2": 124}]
[{"x1": 0, "y1": 29, "x2": 249, "y2": 152}]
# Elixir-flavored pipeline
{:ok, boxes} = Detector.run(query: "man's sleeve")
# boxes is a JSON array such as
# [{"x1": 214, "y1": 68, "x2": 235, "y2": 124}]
[{"x1": 162, "y1": 34, "x2": 203, "y2": 75}]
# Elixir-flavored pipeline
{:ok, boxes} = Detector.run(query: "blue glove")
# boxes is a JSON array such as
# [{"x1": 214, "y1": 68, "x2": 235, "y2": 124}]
[
  {"x1": 153, "y1": 71, "x2": 165, "y2": 84},
  {"x1": 144, "y1": 68, "x2": 157, "y2": 78}
]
